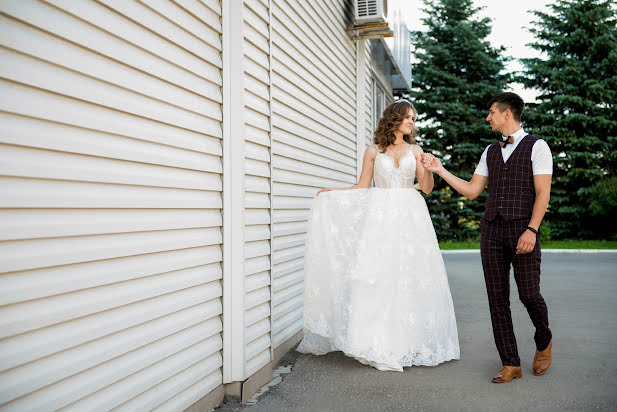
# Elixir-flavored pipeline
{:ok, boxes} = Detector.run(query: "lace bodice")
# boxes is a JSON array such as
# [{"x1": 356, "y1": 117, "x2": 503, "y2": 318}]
[{"x1": 374, "y1": 145, "x2": 416, "y2": 189}]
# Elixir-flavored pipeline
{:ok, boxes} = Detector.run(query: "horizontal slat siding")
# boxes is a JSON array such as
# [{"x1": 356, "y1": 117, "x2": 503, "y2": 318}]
[
  {"x1": 365, "y1": 41, "x2": 374, "y2": 148},
  {"x1": 0, "y1": 1, "x2": 223, "y2": 410},
  {"x1": 0, "y1": 247, "x2": 222, "y2": 306},
  {"x1": 271, "y1": 0, "x2": 357, "y2": 349},
  {"x1": 0, "y1": 298, "x2": 222, "y2": 406},
  {"x1": 243, "y1": 0, "x2": 272, "y2": 377},
  {"x1": 0, "y1": 144, "x2": 222, "y2": 188},
  {"x1": 0, "y1": 284, "x2": 221, "y2": 376},
  {"x1": 0, "y1": 48, "x2": 220, "y2": 135},
  {"x1": 0, "y1": 209, "x2": 222, "y2": 241},
  {"x1": 0, "y1": 1, "x2": 221, "y2": 98},
  {"x1": 0, "y1": 81, "x2": 222, "y2": 153}
]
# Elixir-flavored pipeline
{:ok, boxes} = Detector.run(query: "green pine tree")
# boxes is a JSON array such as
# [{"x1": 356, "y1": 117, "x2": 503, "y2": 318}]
[
  {"x1": 411, "y1": 0, "x2": 511, "y2": 241},
  {"x1": 521, "y1": 0, "x2": 617, "y2": 239}
]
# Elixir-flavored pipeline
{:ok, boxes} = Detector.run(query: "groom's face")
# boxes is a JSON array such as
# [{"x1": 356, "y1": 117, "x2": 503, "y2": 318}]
[{"x1": 486, "y1": 103, "x2": 508, "y2": 133}]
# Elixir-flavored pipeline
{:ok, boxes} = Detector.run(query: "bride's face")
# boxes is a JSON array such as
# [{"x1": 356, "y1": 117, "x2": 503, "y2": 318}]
[{"x1": 397, "y1": 108, "x2": 416, "y2": 135}]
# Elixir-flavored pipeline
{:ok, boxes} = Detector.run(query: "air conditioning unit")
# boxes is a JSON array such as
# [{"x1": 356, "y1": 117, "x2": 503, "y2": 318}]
[{"x1": 355, "y1": 0, "x2": 388, "y2": 25}]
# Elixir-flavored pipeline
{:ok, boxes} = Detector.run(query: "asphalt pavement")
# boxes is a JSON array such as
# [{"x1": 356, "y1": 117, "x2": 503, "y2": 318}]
[{"x1": 217, "y1": 253, "x2": 617, "y2": 411}]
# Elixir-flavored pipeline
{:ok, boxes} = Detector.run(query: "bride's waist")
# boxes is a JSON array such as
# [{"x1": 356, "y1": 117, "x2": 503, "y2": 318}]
[
  {"x1": 371, "y1": 187, "x2": 418, "y2": 191},
  {"x1": 319, "y1": 187, "x2": 420, "y2": 198}
]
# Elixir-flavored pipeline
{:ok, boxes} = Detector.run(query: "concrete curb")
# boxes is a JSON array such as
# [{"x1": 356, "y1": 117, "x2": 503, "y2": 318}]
[{"x1": 441, "y1": 249, "x2": 617, "y2": 254}]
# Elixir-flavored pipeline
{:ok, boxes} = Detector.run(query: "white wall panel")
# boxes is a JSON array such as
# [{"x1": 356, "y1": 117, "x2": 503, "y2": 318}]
[
  {"x1": 365, "y1": 40, "x2": 374, "y2": 147},
  {"x1": 270, "y1": 0, "x2": 359, "y2": 350},
  {"x1": 0, "y1": 1, "x2": 224, "y2": 410},
  {"x1": 0, "y1": 0, "x2": 395, "y2": 407},
  {"x1": 243, "y1": 0, "x2": 273, "y2": 377}
]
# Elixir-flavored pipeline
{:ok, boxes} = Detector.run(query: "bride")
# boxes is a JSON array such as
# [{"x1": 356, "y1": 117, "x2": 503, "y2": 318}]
[{"x1": 296, "y1": 100, "x2": 460, "y2": 372}]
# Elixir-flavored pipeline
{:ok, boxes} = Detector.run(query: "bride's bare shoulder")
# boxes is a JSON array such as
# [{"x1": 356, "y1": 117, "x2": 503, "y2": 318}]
[
  {"x1": 410, "y1": 144, "x2": 424, "y2": 156},
  {"x1": 366, "y1": 144, "x2": 380, "y2": 157}
]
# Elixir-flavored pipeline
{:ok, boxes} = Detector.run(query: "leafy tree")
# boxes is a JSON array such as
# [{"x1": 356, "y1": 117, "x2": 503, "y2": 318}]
[
  {"x1": 521, "y1": 0, "x2": 617, "y2": 239},
  {"x1": 411, "y1": 0, "x2": 511, "y2": 241}
]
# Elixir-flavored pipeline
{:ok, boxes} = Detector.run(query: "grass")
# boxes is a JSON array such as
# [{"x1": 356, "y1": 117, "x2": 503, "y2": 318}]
[
  {"x1": 439, "y1": 240, "x2": 481, "y2": 250},
  {"x1": 439, "y1": 239, "x2": 617, "y2": 250}
]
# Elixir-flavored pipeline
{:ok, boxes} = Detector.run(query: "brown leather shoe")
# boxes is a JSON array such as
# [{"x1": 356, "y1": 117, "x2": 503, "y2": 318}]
[
  {"x1": 492, "y1": 365, "x2": 522, "y2": 383},
  {"x1": 533, "y1": 339, "x2": 552, "y2": 376}
]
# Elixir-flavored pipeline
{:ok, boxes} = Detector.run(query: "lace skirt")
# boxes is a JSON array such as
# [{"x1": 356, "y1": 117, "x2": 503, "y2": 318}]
[{"x1": 296, "y1": 188, "x2": 460, "y2": 371}]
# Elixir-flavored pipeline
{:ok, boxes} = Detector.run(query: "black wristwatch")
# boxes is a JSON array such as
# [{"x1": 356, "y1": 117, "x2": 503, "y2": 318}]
[{"x1": 526, "y1": 226, "x2": 538, "y2": 235}]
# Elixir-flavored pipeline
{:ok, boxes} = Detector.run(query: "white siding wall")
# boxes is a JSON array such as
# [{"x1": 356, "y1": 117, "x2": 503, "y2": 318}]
[
  {"x1": 270, "y1": 0, "x2": 358, "y2": 348},
  {"x1": 0, "y1": 0, "x2": 400, "y2": 407},
  {"x1": 0, "y1": 0, "x2": 224, "y2": 410},
  {"x1": 365, "y1": 41, "x2": 374, "y2": 148},
  {"x1": 243, "y1": 0, "x2": 273, "y2": 377}
]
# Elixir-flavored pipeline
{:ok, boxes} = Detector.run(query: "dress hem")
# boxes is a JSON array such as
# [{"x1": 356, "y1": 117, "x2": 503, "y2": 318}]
[{"x1": 296, "y1": 329, "x2": 460, "y2": 372}]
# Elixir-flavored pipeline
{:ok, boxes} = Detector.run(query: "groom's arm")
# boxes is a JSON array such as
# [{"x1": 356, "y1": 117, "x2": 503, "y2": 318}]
[
  {"x1": 422, "y1": 154, "x2": 488, "y2": 199},
  {"x1": 528, "y1": 175, "x2": 551, "y2": 231},
  {"x1": 516, "y1": 174, "x2": 551, "y2": 254},
  {"x1": 436, "y1": 169, "x2": 488, "y2": 200}
]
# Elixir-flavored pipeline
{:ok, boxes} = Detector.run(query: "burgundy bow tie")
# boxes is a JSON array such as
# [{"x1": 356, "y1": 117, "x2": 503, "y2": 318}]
[{"x1": 499, "y1": 136, "x2": 514, "y2": 148}]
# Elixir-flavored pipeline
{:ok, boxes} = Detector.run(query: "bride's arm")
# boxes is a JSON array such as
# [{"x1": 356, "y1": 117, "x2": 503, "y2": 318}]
[
  {"x1": 413, "y1": 145, "x2": 434, "y2": 194},
  {"x1": 317, "y1": 145, "x2": 377, "y2": 196}
]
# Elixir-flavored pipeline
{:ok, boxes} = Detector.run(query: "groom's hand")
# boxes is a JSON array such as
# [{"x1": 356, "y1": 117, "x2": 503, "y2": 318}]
[{"x1": 516, "y1": 230, "x2": 536, "y2": 254}]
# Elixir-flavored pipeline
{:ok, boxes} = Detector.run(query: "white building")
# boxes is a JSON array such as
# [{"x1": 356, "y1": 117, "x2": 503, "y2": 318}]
[{"x1": 0, "y1": 0, "x2": 410, "y2": 410}]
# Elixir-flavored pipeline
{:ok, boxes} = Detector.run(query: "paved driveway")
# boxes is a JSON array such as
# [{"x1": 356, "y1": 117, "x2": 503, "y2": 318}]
[{"x1": 218, "y1": 253, "x2": 617, "y2": 411}]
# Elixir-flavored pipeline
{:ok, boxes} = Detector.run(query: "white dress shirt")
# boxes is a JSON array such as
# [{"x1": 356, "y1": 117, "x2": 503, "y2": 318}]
[{"x1": 474, "y1": 128, "x2": 553, "y2": 176}]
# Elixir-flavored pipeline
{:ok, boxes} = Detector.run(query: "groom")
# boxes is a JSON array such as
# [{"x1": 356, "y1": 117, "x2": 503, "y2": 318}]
[{"x1": 422, "y1": 92, "x2": 553, "y2": 383}]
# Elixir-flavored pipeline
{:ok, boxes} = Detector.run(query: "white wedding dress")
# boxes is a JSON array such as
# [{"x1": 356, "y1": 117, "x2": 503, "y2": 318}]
[{"x1": 296, "y1": 145, "x2": 460, "y2": 371}]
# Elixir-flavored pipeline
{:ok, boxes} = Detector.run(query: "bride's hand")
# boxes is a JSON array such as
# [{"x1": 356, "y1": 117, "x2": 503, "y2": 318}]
[
  {"x1": 316, "y1": 188, "x2": 333, "y2": 196},
  {"x1": 420, "y1": 152, "x2": 432, "y2": 169},
  {"x1": 420, "y1": 153, "x2": 434, "y2": 168},
  {"x1": 421, "y1": 153, "x2": 443, "y2": 173}
]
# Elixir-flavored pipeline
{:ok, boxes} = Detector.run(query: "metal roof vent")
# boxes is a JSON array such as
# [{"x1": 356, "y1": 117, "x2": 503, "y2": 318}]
[{"x1": 355, "y1": 0, "x2": 388, "y2": 24}]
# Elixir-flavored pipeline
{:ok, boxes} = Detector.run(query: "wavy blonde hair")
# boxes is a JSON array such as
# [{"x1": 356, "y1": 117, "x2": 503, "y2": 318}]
[{"x1": 373, "y1": 100, "x2": 418, "y2": 151}]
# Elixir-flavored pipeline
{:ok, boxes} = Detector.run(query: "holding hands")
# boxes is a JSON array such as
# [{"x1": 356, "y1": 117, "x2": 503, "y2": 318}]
[
  {"x1": 421, "y1": 153, "x2": 443, "y2": 174},
  {"x1": 420, "y1": 152, "x2": 536, "y2": 254}
]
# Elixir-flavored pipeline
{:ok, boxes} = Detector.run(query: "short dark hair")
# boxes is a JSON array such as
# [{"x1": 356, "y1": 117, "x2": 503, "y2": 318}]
[{"x1": 487, "y1": 92, "x2": 525, "y2": 122}]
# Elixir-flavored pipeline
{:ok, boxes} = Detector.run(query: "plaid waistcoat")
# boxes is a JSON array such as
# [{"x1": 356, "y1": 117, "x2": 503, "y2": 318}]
[{"x1": 484, "y1": 134, "x2": 538, "y2": 221}]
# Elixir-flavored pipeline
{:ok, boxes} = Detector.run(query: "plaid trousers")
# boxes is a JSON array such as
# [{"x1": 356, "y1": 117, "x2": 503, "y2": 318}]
[{"x1": 480, "y1": 215, "x2": 552, "y2": 366}]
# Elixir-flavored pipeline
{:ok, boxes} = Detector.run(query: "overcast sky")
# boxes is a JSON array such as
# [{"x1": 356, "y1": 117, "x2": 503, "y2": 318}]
[{"x1": 395, "y1": 0, "x2": 554, "y2": 102}]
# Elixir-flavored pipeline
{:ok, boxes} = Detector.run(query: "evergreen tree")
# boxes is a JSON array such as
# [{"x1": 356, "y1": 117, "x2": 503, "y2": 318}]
[
  {"x1": 521, "y1": 0, "x2": 617, "y2": 239},
  {"x1": 411, "y1": 0, "x2": 511, "y2": 240}
]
